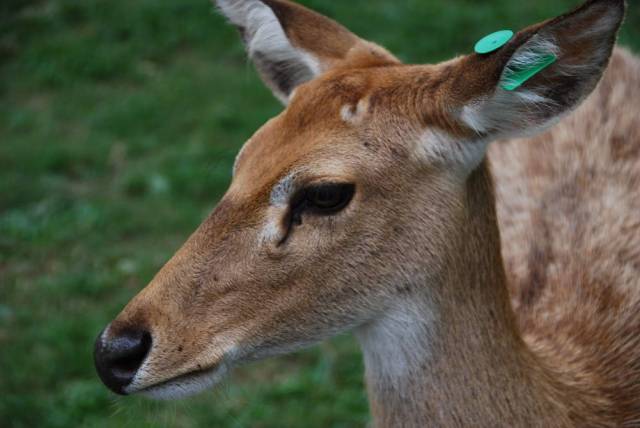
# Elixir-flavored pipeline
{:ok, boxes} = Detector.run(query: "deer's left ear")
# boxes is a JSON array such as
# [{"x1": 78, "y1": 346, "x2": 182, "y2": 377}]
[
  {"x1": 452, "y1": 0, "x2": 626, "y2": 139},
  {"x1": 215, "y1": 0, "x2": 399, "y2": 104}
]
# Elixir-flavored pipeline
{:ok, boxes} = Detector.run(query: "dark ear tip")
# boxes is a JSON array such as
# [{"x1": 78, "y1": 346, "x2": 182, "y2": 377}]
[
  {"x1": 610, "y1": 0, "x2": 627, "y2": 14},
  {"x1": 576, "y1": 0, "x2": 627, "y2": 32},
  {"x1": 608, "y1": 0, "x2": 627, "y2": 31},
  {"x1": 595, "y1": 0, "x2": 627, "y2": 14},
  {"x1": 581, "y1": 0, "x2": 626, "y2": 13}
]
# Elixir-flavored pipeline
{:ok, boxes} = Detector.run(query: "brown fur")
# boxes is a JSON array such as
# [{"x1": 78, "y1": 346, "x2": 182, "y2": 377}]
[
  {"x1": 96, "y1": 0, "x2": 640, "y2": 426},
  {"x1": 491, "y1": 48, "x2": 640, "y2": 426}
]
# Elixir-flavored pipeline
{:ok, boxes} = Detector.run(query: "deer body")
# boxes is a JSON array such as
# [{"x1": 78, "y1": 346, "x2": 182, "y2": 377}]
[
  {"x1": 94, "y1": 1, "x2": 640, "y2": 426},
  {"x1": 492, "y1": 47, "x2": 640, "y2": 425}
]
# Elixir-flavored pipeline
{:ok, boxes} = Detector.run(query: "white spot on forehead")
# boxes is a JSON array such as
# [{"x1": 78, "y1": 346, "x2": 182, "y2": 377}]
[
  {"x1": 340, "y1": 98, "x2": 369, "y2": 124},
  {"x1": 340, "y1": 104, "x2": 356, "y2": 122}
]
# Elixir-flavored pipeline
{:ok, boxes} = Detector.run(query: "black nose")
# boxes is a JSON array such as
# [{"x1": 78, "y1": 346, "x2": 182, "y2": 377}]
[{"x1": 94, "y1": 327, "x2": 152, "y2": 395}]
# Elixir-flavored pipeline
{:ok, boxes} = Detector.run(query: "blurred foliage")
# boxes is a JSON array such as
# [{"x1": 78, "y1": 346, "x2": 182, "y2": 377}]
[{"x1": 1, "y1": 0, "x2": 638, "y2": 427}]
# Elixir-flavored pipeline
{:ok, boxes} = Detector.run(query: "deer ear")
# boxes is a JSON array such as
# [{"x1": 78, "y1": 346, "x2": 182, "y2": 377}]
[
  {"x1": 215, "y1": 0, "x2": 398, "y2": 104},
  {"x1": 456, "y1": 0, "x2": 626, "y2": 139}
]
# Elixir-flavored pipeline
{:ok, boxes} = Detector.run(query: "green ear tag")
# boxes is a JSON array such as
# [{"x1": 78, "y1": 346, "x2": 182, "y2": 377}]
[
  {"x1": 500, "y1": 53, "x2": 557, "y2": 91},
  {"x1": 474, "y1": 30, "x2": 513, "y2": 54}
]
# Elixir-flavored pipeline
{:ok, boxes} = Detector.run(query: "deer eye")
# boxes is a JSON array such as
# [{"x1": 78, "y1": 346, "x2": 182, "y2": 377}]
[
  {"x1": 290, "y1": 183, "x2": 355, "y2": 224},
  {"x1": 306, "y1": 183, "x2": 355, "y2": 213}
]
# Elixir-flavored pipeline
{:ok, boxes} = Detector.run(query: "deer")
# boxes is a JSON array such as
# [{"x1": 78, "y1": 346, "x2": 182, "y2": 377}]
[{"x1": 94, "y1": 0, "x2": 640, "y2": 426}]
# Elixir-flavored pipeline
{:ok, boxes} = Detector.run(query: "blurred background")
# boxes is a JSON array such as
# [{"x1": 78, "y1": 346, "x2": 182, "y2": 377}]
[{"x1": 1, "y1": 0, "x2": 638, "y2": 426}]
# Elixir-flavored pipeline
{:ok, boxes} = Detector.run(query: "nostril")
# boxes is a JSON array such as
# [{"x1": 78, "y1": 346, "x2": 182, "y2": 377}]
[
  {"x1": 94, "y1": 328, "x2": 152, "y2": 395},
  {"x1": 109, "y1": 330, "x2": 152, "y2": 378}
]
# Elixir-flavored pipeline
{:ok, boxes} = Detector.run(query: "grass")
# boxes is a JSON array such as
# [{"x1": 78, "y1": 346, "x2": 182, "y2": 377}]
[{"x1": 1, "y1": 0, "x2": 638, "y2": 427}]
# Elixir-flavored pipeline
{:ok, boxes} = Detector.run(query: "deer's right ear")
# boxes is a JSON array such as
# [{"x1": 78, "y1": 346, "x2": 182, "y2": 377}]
[{"x1": 215, "y1": 0, "x2": 398, "y2": 104}]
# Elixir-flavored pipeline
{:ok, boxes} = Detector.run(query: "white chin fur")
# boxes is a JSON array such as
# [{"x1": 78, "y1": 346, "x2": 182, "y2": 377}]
[{"x1": 129, "y1": 364, "x2": 229, "y2": 400}]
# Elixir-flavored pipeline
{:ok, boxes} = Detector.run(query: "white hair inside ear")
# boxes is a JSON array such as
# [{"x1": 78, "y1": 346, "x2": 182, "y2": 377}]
[
  {"x1": 215, "y1": 0, "x2": 320, "y2": 104},
  {"x1": 498, "y1": 35, "x2": 560, "y2": 91},
  {"x1": 461, "y1": 34, "x2": 562, "y2": 138}
]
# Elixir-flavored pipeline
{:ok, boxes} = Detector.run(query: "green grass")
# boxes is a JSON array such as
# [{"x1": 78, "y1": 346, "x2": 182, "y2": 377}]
[{"x1": 1, "y1": 0, "x2": 638, "y2": 426}]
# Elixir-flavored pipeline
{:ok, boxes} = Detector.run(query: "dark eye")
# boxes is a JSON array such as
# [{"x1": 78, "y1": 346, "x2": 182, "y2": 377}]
[
  {"x1": 306, "y1": 183, "x2": 355, "y2": 214},
  {"x1": 290, "y1": 183, "x2": 355, "y2": 224}
]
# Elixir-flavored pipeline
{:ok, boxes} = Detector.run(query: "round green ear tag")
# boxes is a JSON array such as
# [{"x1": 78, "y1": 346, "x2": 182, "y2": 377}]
[{"x1": 474, "y1": 30, "x2": 514, "y2": 54}]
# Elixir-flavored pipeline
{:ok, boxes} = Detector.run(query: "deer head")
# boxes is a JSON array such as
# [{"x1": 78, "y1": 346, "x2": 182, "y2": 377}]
[{"x1": 94, "y1": 0, "x2": 625, "y2": 401}]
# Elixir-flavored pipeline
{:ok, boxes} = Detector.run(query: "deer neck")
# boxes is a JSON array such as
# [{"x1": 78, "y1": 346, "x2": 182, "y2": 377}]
[{"x1": 355, "y1": 162, "x2": 570, "y2": 427}]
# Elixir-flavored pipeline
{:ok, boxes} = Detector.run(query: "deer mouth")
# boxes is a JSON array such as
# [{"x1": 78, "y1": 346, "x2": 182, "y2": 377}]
[{"x1": 128, "y1": 362, "x2": 229, "y2": 400}]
